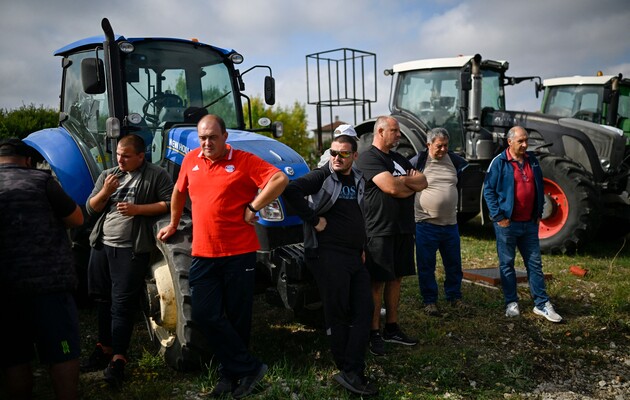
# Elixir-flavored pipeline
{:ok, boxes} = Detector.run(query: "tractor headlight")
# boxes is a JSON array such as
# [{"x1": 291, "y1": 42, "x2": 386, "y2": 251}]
[{"x1": 259, "y1": 199, "x2": 284, "y2": 221}]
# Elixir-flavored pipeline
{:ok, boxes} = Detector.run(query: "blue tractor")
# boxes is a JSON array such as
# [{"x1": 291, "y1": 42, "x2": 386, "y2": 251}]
[{"x1": 24, "y1": 18, "x2": 316, "y2": 370}]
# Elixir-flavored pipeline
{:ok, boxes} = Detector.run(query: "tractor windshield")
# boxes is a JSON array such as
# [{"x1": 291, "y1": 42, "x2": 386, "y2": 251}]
[
  {"x1": 394, "y1": 68, "x2": 504, "y2": 150},
  {"x1": 542, "y1": 85, "x2": 605, "y2": 123},
  {"x1": 59, "y1": 40, "x2": 241, "y2": 173},
  {"x1": 123, "y1": 40, "x2": 239, "y2": 131}
]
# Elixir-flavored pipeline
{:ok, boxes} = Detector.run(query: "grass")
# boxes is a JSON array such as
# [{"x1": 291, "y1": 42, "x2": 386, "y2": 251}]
[{"x1": 8, "y1": 219, "x2": 630, "y2": 399}]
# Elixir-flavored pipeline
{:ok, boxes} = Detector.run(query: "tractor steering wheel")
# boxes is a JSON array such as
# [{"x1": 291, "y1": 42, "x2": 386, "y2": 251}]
[
  {"x1": 572, "y1": 110, "x2": 598, "y2": 122},
  {"x1": 142, "y1": 93, "x2": 184, "y2": 125}
]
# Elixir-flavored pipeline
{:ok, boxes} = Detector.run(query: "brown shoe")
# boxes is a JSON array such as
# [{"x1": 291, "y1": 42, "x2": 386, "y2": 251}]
[
  {"x1": 423, "y1": 303, "x2": 441, "y2": 317},
  {"x1": 449, "y1": 299, "x2": 471, "y2": 313}
]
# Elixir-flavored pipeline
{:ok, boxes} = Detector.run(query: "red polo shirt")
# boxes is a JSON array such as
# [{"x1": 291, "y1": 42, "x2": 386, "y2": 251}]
[
  {"x1": 506, "y1": 149, "x2": 535, "y2": 222},
  {"x1": 176, "y1": 144, "x2": 280, "y2": 257}
]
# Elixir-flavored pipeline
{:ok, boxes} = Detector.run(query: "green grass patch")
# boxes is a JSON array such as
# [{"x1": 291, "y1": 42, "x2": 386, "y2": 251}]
[{"x1": 13, "y1": 219, "x2": 628, "y2": 399}]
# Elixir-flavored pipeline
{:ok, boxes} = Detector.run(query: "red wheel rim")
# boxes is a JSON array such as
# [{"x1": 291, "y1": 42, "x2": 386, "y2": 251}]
[{"x1": 539, "y1": 178, "x2": 569, "y2": 239}]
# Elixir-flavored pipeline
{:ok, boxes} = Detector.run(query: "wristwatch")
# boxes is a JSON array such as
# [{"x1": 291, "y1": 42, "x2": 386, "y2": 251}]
[{"x1": 247, "y1": 203, "x2": 259, "y2": 213}]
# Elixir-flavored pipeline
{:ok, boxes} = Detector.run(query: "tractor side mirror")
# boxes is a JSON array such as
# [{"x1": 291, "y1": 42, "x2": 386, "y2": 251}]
[
  {"x1": 264, "y1": 76, "x2": 276, "y2": 105},
  {"x1": 81, "y1": 58, "x2": 106, "y2": 94},
  {"x1": 535, "y1": 83, "x2": 544, "y2": 99}
]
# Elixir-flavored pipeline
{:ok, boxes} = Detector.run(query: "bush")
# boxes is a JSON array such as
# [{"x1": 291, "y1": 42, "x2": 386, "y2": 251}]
[{"x1": 0, "y1": 104, "x2": 58, "y2": 140}]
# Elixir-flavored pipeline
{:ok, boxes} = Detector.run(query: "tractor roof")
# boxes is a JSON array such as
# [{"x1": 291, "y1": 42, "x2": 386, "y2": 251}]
[
  {"x1": 543, "y1": 75, "x2": 616, "y2": 86},
  {"x1": 54, "y1": 35, "x2": 234, "y2": 57},
  {"x1": 392, "y1": 55, "x2": 508, "y2": 73}
]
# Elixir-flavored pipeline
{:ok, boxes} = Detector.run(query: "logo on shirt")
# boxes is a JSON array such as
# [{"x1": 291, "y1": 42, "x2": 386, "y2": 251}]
[
  {"x1": 192, "y1": 165, "x2": 200, "y2": 171},
  {"x1": 392, "y1": 160, "x2": 407, "y2": 177},
  {"x1": 339, "y1": 184, "x2": 357, "y2": 200},
  {"x1": 225, "y1": 165, "x2": 235, "y2": 173}
]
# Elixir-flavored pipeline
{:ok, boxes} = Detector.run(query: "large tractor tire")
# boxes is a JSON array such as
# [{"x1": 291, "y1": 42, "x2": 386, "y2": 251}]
[
  {"x1": 144, "y1": 215, "x2": 211, "y2": 371},
  {"x1": 537, "y1": 154, "x2": 600, "y2": 254}
]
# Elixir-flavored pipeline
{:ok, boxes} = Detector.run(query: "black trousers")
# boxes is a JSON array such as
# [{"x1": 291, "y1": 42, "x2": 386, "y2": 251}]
[
  {"x1": 310, "y1": 246, "x2": 373, "y2": 374},
  {"x1": 188, "y1": 252, "x2": 261, "y2": 379},
  {"x1": 87, "y1": 245, "x2": 149, "y2": 356}
]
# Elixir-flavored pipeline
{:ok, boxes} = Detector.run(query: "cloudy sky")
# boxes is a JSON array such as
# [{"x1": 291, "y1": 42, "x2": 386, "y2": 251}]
[{"x1": 2, "y1": 0, "x2": 629, "y2": 130}]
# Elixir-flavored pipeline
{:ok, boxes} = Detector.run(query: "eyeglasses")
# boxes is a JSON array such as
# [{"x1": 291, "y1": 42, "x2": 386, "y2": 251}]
[{"x1": 329, "y1": 149, "x2": 353, "y2": 158}]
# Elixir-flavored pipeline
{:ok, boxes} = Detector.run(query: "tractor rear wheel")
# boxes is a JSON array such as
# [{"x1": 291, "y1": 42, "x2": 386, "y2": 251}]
[
  {"x1": 538, "y1": 154, "x2": 600, "y2": 254},
  {"x1": 144, "y1": 215, "x2": 211, "y2": 371}
]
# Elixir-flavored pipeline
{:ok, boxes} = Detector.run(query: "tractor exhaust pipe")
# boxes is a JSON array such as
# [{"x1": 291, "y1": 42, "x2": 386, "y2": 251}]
[{"x1": 468, "y1": 54, "x2": 482, "y2": 122}]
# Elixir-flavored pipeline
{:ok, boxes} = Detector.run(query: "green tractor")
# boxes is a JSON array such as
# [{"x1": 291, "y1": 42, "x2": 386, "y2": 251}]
[{"x1": 539, "y1": 73, "x2": 630, "y2": 139}]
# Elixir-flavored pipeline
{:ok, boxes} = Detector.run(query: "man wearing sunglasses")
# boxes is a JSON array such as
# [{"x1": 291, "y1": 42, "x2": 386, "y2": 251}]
[
  {"x1": 356, "y1": 116, "x2": 427, "y2": 357},
  {"x1": 284, "y1": 133, "x2": 377, "y2": 396},
  {"x1": 317, "y1": 124, "x2": 358, "y2": 167}
]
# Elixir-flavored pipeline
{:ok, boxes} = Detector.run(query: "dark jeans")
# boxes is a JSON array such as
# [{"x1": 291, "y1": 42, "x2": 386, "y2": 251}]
[
  {"x1": 310, "y1": 246, "x2": 373, "y2": 374},
  {"x1": 493, "y1": 220, "x2": 549, "y2": 309},
  {"x1": 189, "y1": 253, "x2": 261, "y2": 379},
  {"x1": 88, "y1": 245, "x2": 149, "y2": 356},
  {"x1": 415, "y1": 222, "x2": 463, "y2": 304}
]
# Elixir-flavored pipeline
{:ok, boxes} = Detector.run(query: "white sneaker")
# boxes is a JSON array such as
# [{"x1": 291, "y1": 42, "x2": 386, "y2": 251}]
[
  {"x1": 505, "y1": 302, "x2": 520, "y2": 317},
  {"x1": 533, "y1": 301, "x2": 563, "y2": 323}
]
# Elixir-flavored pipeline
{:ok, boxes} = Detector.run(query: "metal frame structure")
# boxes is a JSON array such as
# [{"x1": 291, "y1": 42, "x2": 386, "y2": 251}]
[{"x1": 306, "y1": 48, "x2": 377, "y2": 152}]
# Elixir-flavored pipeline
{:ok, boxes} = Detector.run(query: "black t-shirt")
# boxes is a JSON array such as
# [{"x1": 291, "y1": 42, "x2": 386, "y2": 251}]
[
  {"x1": 356, "y1": 146, "x2": 415, "y2": 236},
  {"x1": 317, "y1": 172, "x2": 366, "y2": 250},
  {"x1": 46, "y1": 176, "x2": 78, "y2": 218}
]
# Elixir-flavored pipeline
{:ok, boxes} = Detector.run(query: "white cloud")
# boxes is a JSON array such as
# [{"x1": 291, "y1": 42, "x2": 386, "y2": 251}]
[{"x1": 0, "y1": 0, "x2": 628, "y2": 129}]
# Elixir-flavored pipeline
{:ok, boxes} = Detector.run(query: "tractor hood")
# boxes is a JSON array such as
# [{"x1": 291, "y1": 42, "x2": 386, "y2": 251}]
[
  {"x1": 502, "y1": 110, "x2": 627, "y2": 178},
  {"x1": 164, "y1": 126, "x2": 309, "y2": 179}
]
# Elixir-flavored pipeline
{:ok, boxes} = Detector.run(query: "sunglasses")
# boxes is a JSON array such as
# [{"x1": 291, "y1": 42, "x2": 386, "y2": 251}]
[{"x1": 329, "y1": 149, "x2": 353, "y2": 158}]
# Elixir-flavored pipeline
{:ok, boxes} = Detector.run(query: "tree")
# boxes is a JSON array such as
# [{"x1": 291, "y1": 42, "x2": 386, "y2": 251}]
[
  {"x1": 0, "y1": 104, "x2": 58, "y2": 140},
  {"x1": 243, "y1": 97, "x2": 318, "y2": 167}
]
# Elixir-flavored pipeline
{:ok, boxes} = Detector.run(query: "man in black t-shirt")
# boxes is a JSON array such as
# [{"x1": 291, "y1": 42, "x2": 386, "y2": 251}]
[
  {"x1": 0, "y1": 138, "x2": 84, "y2": 400},
  {"x1": 284, "y1": 134, "x2": 377, "y2": 396},
  {"x1": 356, "y1": 116, "x2": 427, "y2": 356}
]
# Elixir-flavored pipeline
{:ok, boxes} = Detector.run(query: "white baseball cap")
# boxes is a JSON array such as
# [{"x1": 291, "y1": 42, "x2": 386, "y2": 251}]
[{"x1": 333, "y1": 124, "x2": 358, "y2": 138}]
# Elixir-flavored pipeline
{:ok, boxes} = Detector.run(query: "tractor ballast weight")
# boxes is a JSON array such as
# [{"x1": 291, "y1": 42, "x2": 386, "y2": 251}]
[
  {"x1": 354, "y1": 54, "x2": 630, "y2": 254},
  {"x1": 24, "y1": 18, "x2": 315, "y2": 370}
]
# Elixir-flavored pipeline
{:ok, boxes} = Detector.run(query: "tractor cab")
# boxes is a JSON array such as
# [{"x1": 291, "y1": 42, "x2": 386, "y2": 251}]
[
  {"x1": 388, "y1": 55, "x2": 521, "y2": 161},
  {"x1": 540, "y1": 74, "x2": 630, "y2": 140},
  {"x1": 29, "y1": 26, "x2": 285, "y2": 206},
  {"x1": 56, "y1": 35, "x2": 269, "y2": 176}
]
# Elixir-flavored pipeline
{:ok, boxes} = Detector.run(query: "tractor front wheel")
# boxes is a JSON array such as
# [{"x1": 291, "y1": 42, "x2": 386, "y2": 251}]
[{"x1": 144, "y1": 215, "x2": 211, "y2": 371}]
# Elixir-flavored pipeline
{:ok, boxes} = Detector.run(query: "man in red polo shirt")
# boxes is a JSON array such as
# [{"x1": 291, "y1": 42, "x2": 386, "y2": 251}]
[
  {"x1": 157, "y1": 115, "x2": 288, "y2": 398},
  {"x1": 483, "y1": 125, "x2": 562, "y2": 323}
]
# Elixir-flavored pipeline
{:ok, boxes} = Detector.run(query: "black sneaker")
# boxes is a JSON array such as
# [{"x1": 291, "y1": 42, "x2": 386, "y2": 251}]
[
  {"x1": 232, "y1": 363, "x2": 268, "y2": 399},
  {"x1": 210, "y1": 375, "x2": 237, "y2": 397},
  {"x1": 103, "y1": 359, "x2": 126, "y2": 389},
  {"x1": 80, "y1": 344, "x2": 112, "y2": 372},
  {"x1": 369, "y1": 331, "x2": 387, "y2": 356},
  {"x1": 333, "y1": 370, "x2": 378, "y2": 396},
  {"x1": 383, "y1": 326, "x2": 418, "y2": 346}
]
